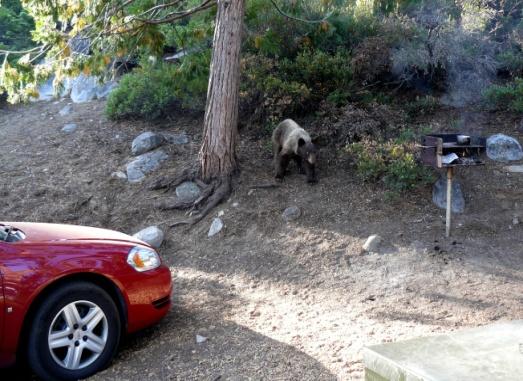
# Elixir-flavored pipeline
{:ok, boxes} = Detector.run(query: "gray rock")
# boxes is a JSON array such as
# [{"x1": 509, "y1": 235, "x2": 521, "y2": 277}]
[
  {"x1": 282, "y1": 206, "x2": 301, "y2": 221},
  {"x1": 111, "y1": 171, "x2": 127, "y2": 180},
  {"x1": 62, "y1": 123, "x2": 78, "y2": 133},
  {"x1": 132, "y1": 226, "x2": 164, "y2": 248},
  {"x1": 175, "y1": 181, "x2": 201, "y2": 203},
  {"x1": 208, "y1": 218, "x2": 224, "y2": 237},
  {"x1": 362, "y1": 235, "x2": 382, "y2": 253},
  {"x1": 163, "y1": 133, "x2": 190, "y2": 145},
  {"x1": 126, "y1": 149, "x2": 168, "y2": 183},
  {"x1": 503, "y1": 165, "x2": 523, "y2": 173},
  {"x1": 58, "y1": 104, "x2": 72, "y2": 116},
  {"x1": 196, "y1": 334, "x2": 207, "y2": 344},
  {"x1": 96, "y1": 81, "x2": 118, "y2": 99},
  {"x1": 487, "y1": 134, "x2": 523, "y2": 162},
  {"x1": 131, "y1": 131, "x2": 165, "y2": 156},
  {"x1": 71, "y1": 74, "x2": 98, "y2": 103},
  {"x1": 432, "y1": 175, "x2": 465, "y2": 213}
]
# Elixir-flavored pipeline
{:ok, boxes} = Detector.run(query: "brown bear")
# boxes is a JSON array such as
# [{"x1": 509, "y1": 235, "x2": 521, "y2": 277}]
[{"x1": 272, "y1": 119, "x2": 318, "y2": 183}]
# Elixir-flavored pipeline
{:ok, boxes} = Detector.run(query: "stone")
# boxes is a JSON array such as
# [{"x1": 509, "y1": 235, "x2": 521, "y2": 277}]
[
  {"x1": 175, "y1": 181, "x2": 201, "y2": 203},
  {"x1": 503, "y1": 165, "x2": 523, "y2": 173},
  {"x1": 95, "y1": 81, "x2": 118, "y2": 99},
  {"x1": 282, "y1": 206, "x2": 301, "y2": 221},
  {"x1": 208, "y1": 218, "x2": 224, "y2": 237},
  {"x1": 131, "y1": 131, "x2": 165, "y2": 156},
  {"x1": 362, "y1": 235, "x2": 382, "y2": 253},
  {"x1": 163, "y1": 133, "x2": 190, "y2": 145},
  {"x1": 126, "y1": 149, "x2": 168, "y2": 183},
  {"x1": 58, "y1": 104, "x2": 72, "y2": 116},
  {"x1": 486, "y1": 134, "x2": 523, "y2": 162},
  {"x1": 111, "y1": 171, "x2": 127, "y2": 180},
  {"x1": 196, "y1": 334, "x2": 207, "y2": 344},
  {"x1": 363, "y1": 320, "x2": 523, "y2": 381},
  {"x1": 432, "y1": 175, "x2": 465, "y2": 213},
  {"x1": 513, "y1": 216, "x2": 520, "y2": 225},
  {"x1": 62, "y1": 123, "x2": 78, "y2": 133},
  {"x1": 132, "y1": 226, "x2": 164, "y2": 248},
  {"x1": 217, "y1": 210, "x2": 225, "y2": 217},
  {"x1": 71, "y1": 74, "x2": 98, "y2": 103}
]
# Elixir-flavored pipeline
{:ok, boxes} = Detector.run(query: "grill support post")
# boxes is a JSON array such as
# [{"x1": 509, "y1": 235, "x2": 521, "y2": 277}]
[{"x1": 445, "y1": 167, "x2": 454, "y2": 238}]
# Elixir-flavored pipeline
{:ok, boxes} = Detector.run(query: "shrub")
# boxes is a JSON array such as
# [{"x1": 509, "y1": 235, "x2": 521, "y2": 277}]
[
  {"x1": 240, "y1": 49, "x2": 353, "y2": 123},
  {"x1": 484, "y1": 78, "x2": 523, "y2": 113},
  {"x1": 405, "y1": 95, "x2": 440, "y2": 118},
  {"x1": 346, "y1": 137, "x2": 433, "y2": 193},
  {"x1": 106, "y1": 53, "x2": 209, "y2": 120}
]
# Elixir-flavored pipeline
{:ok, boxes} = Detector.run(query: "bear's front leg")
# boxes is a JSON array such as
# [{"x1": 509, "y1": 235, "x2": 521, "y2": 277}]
[
  {"x1": 294, "y1": 156, "x2": 305, "y2": 174},
  {"x1": 304, "y1": 161, "x2": 317, "y2": 184},
  {"x1": 275, "y1": 154, "x2": 290, "y2": 180}
]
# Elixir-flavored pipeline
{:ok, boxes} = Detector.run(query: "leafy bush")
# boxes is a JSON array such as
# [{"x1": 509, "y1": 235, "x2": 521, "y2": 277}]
[
  {"x1": 0, "y1": 0, "x2": 34, "y2": 53},
  {"x1": 241, "y1": 49, "x2": 353, "y2": 123},
  {"x1": 405, "y1": 95, "x2": 440, "y2": 117},
  {"x1": 346, "y1": 137, "x2": 433, "y2": 193},
  {"x1": 484, "y1": 78, "x2": 523, "y2": 113},
  {"x1": 106, "y1": 54, "x2": 209, "y2": 120}
]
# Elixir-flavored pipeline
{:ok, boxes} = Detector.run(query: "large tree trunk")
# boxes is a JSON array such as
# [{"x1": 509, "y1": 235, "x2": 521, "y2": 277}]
[{"x1": 199, "y1": 0, "x2": 245, "y2": 182}]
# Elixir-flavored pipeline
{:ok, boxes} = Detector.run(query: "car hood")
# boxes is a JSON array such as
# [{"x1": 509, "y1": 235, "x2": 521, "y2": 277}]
[{"x1": 2, "y1": 222, "x2": 147, "y2": 246}]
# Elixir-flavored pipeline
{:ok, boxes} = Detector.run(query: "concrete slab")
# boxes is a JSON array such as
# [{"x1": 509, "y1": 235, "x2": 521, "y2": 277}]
[{"x1": 363, "y1": 320, "x2": 523, "y2": 381}]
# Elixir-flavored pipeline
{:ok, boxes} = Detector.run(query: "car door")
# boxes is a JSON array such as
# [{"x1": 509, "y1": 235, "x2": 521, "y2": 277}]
[{"x1": 0, "y1": 244, "x2": 4, "y2": 347}]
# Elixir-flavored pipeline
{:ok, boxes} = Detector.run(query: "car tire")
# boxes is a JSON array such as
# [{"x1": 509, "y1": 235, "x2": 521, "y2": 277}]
[{"x1": 27, "y1": 281, "x2": 121, "y2": 381}]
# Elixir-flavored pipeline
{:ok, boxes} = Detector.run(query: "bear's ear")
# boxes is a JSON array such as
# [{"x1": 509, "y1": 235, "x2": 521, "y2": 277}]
[{"x1": 298, "y1": 138, "x2": 306, "y2": 147}]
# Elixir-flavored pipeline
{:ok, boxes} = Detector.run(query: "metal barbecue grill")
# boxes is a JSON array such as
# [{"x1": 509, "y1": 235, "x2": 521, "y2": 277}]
[{"x1": 420, "y1": 133, "x2": 486, "y2": 237}]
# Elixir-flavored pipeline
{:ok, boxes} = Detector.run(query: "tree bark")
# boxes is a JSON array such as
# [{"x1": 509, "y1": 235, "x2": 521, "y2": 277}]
[{"x1": 199, "y1": 0, "x2": 245, "y2": 182}]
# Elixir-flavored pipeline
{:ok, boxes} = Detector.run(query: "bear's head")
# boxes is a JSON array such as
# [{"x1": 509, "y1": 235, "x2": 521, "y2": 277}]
[{"x1": 297, "y1": 138, "x2": 318, "y2": 165}]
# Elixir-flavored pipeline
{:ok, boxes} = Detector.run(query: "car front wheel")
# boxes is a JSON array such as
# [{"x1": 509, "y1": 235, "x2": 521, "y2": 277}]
[{"x1": 27, "y1": 281, "x2": 121, "y2": 381}]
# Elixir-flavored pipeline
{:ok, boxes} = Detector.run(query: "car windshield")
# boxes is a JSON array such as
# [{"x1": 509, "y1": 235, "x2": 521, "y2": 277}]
[{"x1": 0, "y1": 224, "x2": 26, "y2": 242}]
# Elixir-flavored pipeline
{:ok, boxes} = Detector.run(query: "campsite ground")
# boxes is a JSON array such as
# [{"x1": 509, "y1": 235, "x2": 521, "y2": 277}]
[{"x1": 1, "y1": 100, "x2": 522, "y2": 380}]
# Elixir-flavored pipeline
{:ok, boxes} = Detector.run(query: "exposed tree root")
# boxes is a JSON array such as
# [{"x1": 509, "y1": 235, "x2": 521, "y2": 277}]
[
  {"x1": 249, "y1": 183, "x2": 281, "y2": 189},
  {"x1": 147, "y1": 168, "x2": 198, "y2": 191},
  {"x1": 152, "y1": 170, "x2": 232, "y2": 228}
]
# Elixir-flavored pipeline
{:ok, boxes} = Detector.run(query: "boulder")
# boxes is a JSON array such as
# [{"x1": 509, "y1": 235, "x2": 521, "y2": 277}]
[
  {"x1": 96, "y1": 81, "x2": 118, "y2": 99},
  {"x1": 432, "y1": 175, "x2": 465, "y2": 213},
  {"x1": 71, "y1": 74, "x2": 98, "y2": 103},
  {"x1": 362, "y1": 235, "x2": 382, "y2": 253},
  {"x1": 111, "y1": 171, "x2": 127, "y2": 180},
  {"x1": 131, "y1": 131, "x2": 165, "y2": 156},
  {"x1": 132, "y1": 226, "x2": 164, "y2": 248},
  {"x1": 208, "y1": 218, "x2": 224, "y2": 237},
  {"x1": 503, "y1": 165, "x2": 523, "y2": 173},
  {"x1": 163, "y1": 133, "x2": 190, "y2": 145},
  {"x1": 126, "y1": 149, "x2": 168, "y2": 183},
  {"x1": 62, "y1": 123, "x2": 78, "y2": 133},
  {"x1": 58, "y1": 104, "x2": 72, "y2": 116},
  {"x1": 486, "y1": 134, "x2": 523, "y2": 162},
  {"x1": 175, "y1": 181, "x2": 201, "y2": 203},
  {"x1": 282, "y1": 206, "x2": 301, "y2": 221}
]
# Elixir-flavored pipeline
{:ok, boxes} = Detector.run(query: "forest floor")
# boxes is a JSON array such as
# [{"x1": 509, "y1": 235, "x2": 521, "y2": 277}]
[{"x1": 0, "y1": 99, "x2": 522, "y2": 380}]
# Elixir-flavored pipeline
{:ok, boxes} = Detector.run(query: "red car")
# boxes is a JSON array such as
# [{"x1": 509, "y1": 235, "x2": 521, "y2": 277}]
[{"x1": 0, "y1": 222, "x2": 172, "y2": 380}]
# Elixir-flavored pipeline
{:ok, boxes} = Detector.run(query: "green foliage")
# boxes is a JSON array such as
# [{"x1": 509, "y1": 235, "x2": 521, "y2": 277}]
[
  {"x1": 497, "y1": 50, "x2": 523, "y2": 77},
  {"x1": 405, "y1": 96, "x2": 440, "y2": 118},
  {"x1": 0, "y1": 0, "x2": 34, "y2": 53},
  {"x1": 484, "y1": 78, "x2": 523, "y2": 113},
  {"x1": 346, "y1": 136, "x2": 433, "y2": 193},
  {"x1": 241, "y1": 48, "x2": 353, "y2": 123},
  {"x1": 106, "y1": 54, "x2": 209, "y2": 120}
]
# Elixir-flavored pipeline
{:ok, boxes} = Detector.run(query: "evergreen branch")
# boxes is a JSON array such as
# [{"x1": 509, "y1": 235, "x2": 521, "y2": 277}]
[{"x1": 269, "y1": 0, "x2": 333, "y2": 24}]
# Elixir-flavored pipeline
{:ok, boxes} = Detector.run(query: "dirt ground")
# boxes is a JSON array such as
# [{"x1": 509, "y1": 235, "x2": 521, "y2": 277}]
[{"x1": 0, "y1": 100, "x2": 522, "y2": 380}]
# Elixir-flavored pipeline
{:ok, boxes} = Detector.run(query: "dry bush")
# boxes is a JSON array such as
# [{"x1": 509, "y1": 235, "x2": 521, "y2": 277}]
[{"x1": 351, "y1": 37, "x2": 392, "y2": 85}]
